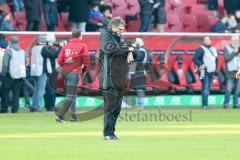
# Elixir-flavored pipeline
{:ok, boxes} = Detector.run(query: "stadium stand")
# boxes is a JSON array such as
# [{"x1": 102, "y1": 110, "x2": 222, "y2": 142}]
[{"x1": 6, "y1": 0, "x2": 220, "y2": 32}]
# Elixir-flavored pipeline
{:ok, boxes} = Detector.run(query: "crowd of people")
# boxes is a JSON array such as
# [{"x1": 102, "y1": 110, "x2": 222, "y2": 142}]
[
  {"x1": 0, "y1": 0, "x2": 240, "y2": 32},
  {"x1": 0, "y1": 0, "x2": 113, "y2": 32},
  {"x1": 0, "y1": 32, "x2": 62, "y2": 113}
]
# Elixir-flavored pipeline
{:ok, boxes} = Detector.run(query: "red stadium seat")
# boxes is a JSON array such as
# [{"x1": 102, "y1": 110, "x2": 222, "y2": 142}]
[
  {"x1": 197, "y1": 14, "x2": 218, "y2": 32},
  {"x1": 197, "y1": 0, "x2": 208, "y2": 3},
  {"x1": 125, "y1": 0, "x2": 140, "y2": 16},
  {"x1": 126, "y1": 20, "x2": 140, "y2": 32},
  {"x1": 182, "y1": 15, "x2": 198, "y2": 32},
  {"x1": 40, "y1": 14, "x2": 47, "y2": 31},
  {"x1": 166, "y1": 2, "x2": 184, "y2": 15},
  {"x1": 55, "y1": 14, "x2": 66, "y2": 31},
  {"x1": 182, "y1": 0, "x2": 197, "y2": 4},
  {"x1": 194, "y1": 10, "x2": 215, "y2": 16},
  {"x1": 14, "y1": 12, "x2": 26, "y2": 31},
  {"x1": 184, "y1": 4, "x2": 206, "y2": 14},
  {"x1": 171, "y1": 55, "x2": 188, "y2": 90},
  {"x1": 165, "y1": 14, "x2": 183, "y2": 32},
  {"x1": 60, "y1": 12, "x2": 71, "y2": 31}
]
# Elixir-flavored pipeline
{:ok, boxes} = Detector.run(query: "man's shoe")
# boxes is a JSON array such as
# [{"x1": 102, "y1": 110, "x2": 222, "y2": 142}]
[
  {"x1": 233, "y1": 106, "x2": 240, "y2": 109},
  {"x1": 0, "y1": 110, "x2": 8, "y2": 113},
  {"x1": 223, "y1": 105, "x2": 230, "y2": 109},
  {"x1": 112, "y1": 135, "x2": 119, "y2": 140},
  {"x1": 30, "y1": 107, "x2": 42, "y2": 112},
  {"x1": 202, "y1": 106, "x2": 208, "y2": 109},
  {"x1": 25, "y1": 104, "x2": 31, "y2": 108},
  {"x1": 70, "y1": 117, "x2": 80, "y2": 122},
  {"x1": 104, "y1": 135, "x2": 118, "y2": 140},
  {"x1": 55, "y1": 116, "x2": 65, "y2": 123}
]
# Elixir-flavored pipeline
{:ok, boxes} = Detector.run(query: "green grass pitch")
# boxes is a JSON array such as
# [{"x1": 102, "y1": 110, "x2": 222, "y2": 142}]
[{"x1": 0, "y1": 108, "x2": 240, "y2": 160}]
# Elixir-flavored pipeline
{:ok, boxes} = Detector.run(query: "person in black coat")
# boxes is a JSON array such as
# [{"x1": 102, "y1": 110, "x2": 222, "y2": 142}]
[
  {"x1": 138, "y1": 0, "x2": 153, "y2": 32},
  {"x1": 68, "y1": 0, "x2": 91, "y2": 32},
  {"x1": 23, "y1": 0, "x2": 42, "y2": 31},
  {"x1": 42, "y1": 0, "x2": 58, "y2": 31},
  {"x1": 99, "y1": 17, "x2": 137, "y2": 140},
  {"x1": 224, "y1": 0, "x2": 240, "y2": 15}
]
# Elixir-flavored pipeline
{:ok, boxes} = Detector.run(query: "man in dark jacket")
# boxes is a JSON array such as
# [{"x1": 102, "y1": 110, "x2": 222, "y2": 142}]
[
  {"x1": 193, "y1": 36, "x2": 218, "y2": 109},
  {"x1": 138, "y1": 0, "x2": 153, "y2": 32},
  {"x1": 99, "y1": 17, "x2": 136, "y2": 140},
  {"x1": 23, "y1": 0, "x2": 42, "y2": 31},
  {"x1": 68, "y1": 0, "x2": 91, "y2": 32}
]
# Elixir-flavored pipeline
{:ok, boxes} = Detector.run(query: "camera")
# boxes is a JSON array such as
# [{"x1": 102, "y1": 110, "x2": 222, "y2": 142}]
[{"x1": 46, "y1": 40, "x2": 67, "y2": 47}]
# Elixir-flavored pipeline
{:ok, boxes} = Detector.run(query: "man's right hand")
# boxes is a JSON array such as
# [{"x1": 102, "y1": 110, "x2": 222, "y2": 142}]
[
  {"x1": 128, "y1": 47, "x2": 134, "y2": 52},
  {"x1": 127, "y1": 52, "x2": 134, "y2": 63}
]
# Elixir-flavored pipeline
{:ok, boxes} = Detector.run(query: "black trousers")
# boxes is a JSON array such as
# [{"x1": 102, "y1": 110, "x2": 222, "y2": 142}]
[
  {"x1": 102, "y1": 88, "x2": 124, "y2": 136},
  {"x1": 0, "y1": 74, "x2": 23, "y2": 113}
]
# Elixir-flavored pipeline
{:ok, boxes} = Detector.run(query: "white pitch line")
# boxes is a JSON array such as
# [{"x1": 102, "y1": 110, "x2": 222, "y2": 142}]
[
  {"x1": 150, "y1": 124, "x2": 240, "y2": 129},
  {"x1": 1, "y1": 130, "x2": 240, "y2": 138}
]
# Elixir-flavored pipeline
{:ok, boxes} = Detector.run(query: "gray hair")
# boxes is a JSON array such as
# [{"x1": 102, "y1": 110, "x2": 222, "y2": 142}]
[{"x1": 108, "y1": 17, "x2": 126, "y2": 29}]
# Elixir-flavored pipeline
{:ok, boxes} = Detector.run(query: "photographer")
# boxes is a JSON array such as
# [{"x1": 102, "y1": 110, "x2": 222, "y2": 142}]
[
  {"x1": 30, "y1": 34, "x2": 58, "y2": 112},
  {"x1": 223, "y1": 36, "x2": 240, "y2": 109},
  {"x1": 193, "y1": 36, "x2": 218, "y2": 109},
  {"x1": 42, "y1": 33, "x2": 59, "y2": 111}
]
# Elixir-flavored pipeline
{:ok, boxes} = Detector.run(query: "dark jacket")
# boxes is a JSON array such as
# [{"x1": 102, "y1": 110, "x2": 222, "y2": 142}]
[
  {"x1": 99, "y1": 28, "x2": 135, "y2": 90},
  {"x1": 23, "y1": 0, "x2": 42, "y2": 21},
  {"x1": 224, "y1": 0, "x2": 240, "y2": 14},
  {"x1": 42, "y1": 0, "x2": 58, "y2": 26},
  {"x1": 193, "y1": 45, "x2": 218, "y2": 72},
  {"x1": 68, "y1": 0, "x2": 90, "y2": 23},
  {"x1": 138, "y1": 0, "x2": 153, "y2": 15},
  {"x1": 212, "y1": 21, "x2": 227, "y2": 33},
  {"x1": 41, "y1": 45, "x2": 58, "y2": 74}
]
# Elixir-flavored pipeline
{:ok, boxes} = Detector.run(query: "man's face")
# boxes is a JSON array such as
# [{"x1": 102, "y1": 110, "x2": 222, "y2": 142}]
[
  {"x1": 221, "y1": 17, "x2": 228, "y2": 24},
  {"x1": 231, "y1": 36, "x2": 240, "y2": 48},
  {"x1": 112, "y1": 25, "x2": 125, "y2": 36},
  {"x1": 103, "y1": 10, "x2": 112, "y2": 18},
  {"x1": 203, "y1": 37, "x2": 211, "y2": 46}
]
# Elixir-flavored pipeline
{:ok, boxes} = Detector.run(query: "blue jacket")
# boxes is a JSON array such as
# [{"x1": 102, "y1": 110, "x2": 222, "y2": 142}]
[{"x1": 212, "y1": 21, "x2": 227, "y2": 33}]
